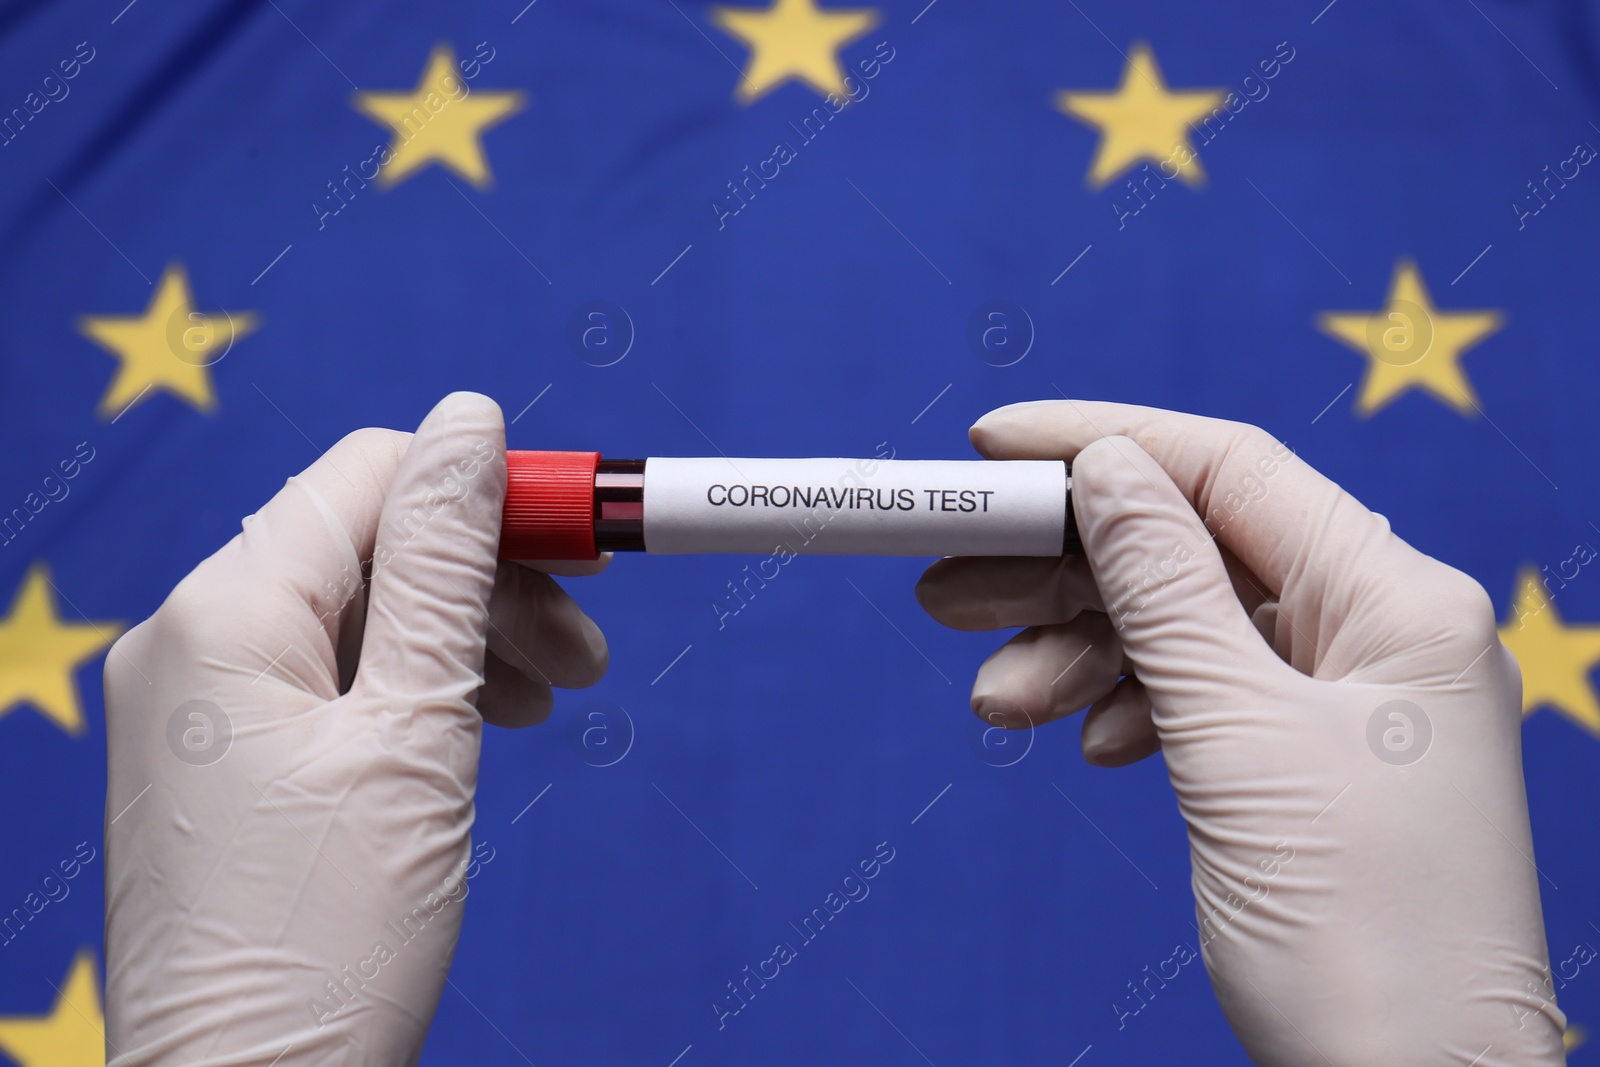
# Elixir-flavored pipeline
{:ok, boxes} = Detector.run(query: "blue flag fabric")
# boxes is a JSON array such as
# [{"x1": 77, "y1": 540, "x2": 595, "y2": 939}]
[{"x1": 1, "y1": 0, "x2": 1598, "y2": 1063}]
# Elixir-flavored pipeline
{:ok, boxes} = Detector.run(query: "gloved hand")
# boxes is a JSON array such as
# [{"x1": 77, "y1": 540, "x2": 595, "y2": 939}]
[
  {"x1": 103, "y1": 393, "x2": 608, "y2": 1066},
  {"x1": 916, "y1": 401, "x2": 1565, "y2": 1066}
]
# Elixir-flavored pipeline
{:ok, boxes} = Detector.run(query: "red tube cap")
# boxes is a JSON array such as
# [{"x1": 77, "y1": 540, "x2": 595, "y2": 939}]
[{"x1": 500, "y1": 450, "x2": 599, "y2": 560}]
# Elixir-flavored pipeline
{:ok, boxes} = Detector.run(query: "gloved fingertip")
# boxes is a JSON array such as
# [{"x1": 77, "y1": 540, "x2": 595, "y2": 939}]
[
  {"x1": 912, "y1": 562, "x2": 952, "y2": 616},
  {"x1": 479, "y1": 652, "x2": 555, "y2": 728},
  {"x1": 969, "y1": 401, "x2": 1058, "y2": 457},
  {"x1": 410, "y1": 392, "x2": 507, "y2": 457},
  {"x1": 1081, "y1": 734, "x2": 1154, "y2": 768},
  {"x1": 968, "y1": 420, "x2": 999, "y2": 458},
  {"x1": 971, "y1": 697, "x2": 1034, "y2": 731},
  {"x1": 1068, "y1": 434, "x2": 1177, "y2": 536},
  {"x1": 574, "y1": 614, "x2": 610, "y2": 687},
  {"x1": 914, "y1": 562, "x2": 995, "y2": 631},
  {"x1": 1071, "y1": 432, "x2": 1140, "y2": 478},
  {"x1": 1081, "y1": 698, "x2": 1160, "y2": 767},
  {"x1": 430, "y1": 390, "x2": 503, "y2": 424},
  {"x1": 1081, "y1": 710, "x2": 1158, "y2": 767}
]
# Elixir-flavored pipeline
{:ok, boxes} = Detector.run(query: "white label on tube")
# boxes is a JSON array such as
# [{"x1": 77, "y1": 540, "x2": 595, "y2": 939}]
[{"x1": 642, "y1": 457, "x2": 1067, "y2": 556}]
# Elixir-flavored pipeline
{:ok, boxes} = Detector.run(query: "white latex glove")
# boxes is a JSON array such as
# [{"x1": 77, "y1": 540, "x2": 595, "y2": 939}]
[
  {"x1": 916, "y1": 401, "x2": 1565, "y2": 1066},
  {"x1": 103, "y1": 393, "x2": 608, "y2": 1066}
]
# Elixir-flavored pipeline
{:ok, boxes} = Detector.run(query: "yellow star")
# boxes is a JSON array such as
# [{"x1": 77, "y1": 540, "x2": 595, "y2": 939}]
[
  {"x1": 1499, "y1": 566, "x2": 1600, "y2": 736},
  {"x1": 353, "y1": 44, "x2": 525, "y2": 189},
  {"x1": 711, "y1": 0, "x2": 879, "y2": 104},
  {"x1": 1054, "y1": 42, "x2": 1225, "y2": 188},
  {"x1": 79, "y1": 263, "x2": 258, "y2": 419},
  {"x1": 1568, "y1": 1024, "x2": 1588, "y2": 1054},
  {"x1": 0, "y1": 950, "x2": 105, "y2": 1067},
  {"x1": 0, "y1": 563, "x2": 121, "y2": 737},
  {"x1": 1318, "y1": 259, "x2": 1504, "y2": 417}
]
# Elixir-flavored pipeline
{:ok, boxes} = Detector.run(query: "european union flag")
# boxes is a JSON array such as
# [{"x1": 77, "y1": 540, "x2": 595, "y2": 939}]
[{"x1": 1, "y1": 0, "x2": 1596, "y2": 1063}]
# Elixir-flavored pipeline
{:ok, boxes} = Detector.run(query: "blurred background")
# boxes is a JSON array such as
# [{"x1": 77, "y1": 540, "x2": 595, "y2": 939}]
[{"x1": 2, "y1": 0, "x2": 1598, "y2": 1063}]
